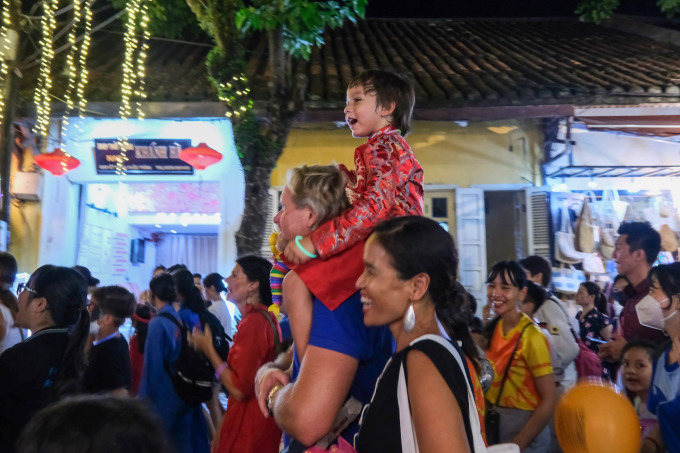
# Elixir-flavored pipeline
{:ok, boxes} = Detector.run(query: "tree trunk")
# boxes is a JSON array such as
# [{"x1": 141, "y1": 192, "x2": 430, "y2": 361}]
[{"x1": 234, "y1": 156, "x2": 276, "y2": 256}]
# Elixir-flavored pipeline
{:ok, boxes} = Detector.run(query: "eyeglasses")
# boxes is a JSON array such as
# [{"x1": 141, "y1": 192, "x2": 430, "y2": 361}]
[{"x1": 16, "y1": 283, "x2": 38, "y2": 296}]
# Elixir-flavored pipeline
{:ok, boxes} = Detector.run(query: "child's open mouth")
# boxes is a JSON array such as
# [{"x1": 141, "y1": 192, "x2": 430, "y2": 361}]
[{"x1": 347, "y1": 118, "x2": 358, "y2": 126}]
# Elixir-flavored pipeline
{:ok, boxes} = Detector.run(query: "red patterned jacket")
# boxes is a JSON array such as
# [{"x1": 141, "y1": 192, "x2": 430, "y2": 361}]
[{"x1": 310, "y1": 125, "x2": 424, "y2": 258}]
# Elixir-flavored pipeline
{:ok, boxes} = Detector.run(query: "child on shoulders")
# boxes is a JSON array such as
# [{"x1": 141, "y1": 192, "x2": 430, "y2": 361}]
[{"x1": 273, "y1": 70, "x2": 424, "y2": 359}]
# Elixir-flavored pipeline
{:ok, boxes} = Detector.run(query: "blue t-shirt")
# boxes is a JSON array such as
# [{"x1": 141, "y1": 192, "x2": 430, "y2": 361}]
[
  {"x1": 288, "y1": 291, "x2": 392, "y2": 448},
  {"x1": 648, "y1": 347, "x2": 680, "y2": 452}
]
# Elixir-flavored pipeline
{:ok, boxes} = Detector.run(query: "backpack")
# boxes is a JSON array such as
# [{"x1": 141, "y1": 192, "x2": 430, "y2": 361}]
[
  {"x1": 199, "y1": 309, "x2": 232, "y2": 362},
  {"x1": 159, "y1": 312, "x2": 230, "y2": 407}
]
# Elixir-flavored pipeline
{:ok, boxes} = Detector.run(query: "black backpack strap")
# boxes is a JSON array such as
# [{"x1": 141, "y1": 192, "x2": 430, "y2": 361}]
[
  {"x1": 158, "y1": 312, "x2": 183, "y2": 377},
  {"x1": 159, "y1": 312, "x2": 183, "y2": 330}
]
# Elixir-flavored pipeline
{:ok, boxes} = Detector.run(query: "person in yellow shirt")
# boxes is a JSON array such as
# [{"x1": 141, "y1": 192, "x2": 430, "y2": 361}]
[{"x1": 484, "y1": 260, "x2": 556, "y2": 452}]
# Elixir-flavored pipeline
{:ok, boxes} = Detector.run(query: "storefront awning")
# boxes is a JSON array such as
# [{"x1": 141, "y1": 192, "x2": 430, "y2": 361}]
[
  {"x1": 574, "y1": 105, "x2": 680, "y2": 137},
  {"x1": 576, "y1": 115, "x2": 680, "y2": 137}
]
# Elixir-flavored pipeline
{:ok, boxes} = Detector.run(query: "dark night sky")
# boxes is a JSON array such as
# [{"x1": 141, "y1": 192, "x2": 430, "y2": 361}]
[{"x1": 365, "y1": 0, "x2": 666, "y2": 18}]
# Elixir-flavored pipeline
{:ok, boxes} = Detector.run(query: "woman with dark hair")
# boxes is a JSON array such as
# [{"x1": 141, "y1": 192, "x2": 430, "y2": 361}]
[
  {"x1": 484, "y1": 260, "x2": 555, "y2": 452},
  {"x1": 575, "y1": 281, "x2": 613, "y2": 380},
  {"x1": 355, "y1": 216, "x2": 486, "y2": 452},
  {"x1": 638, "y1": 262, "x2": 680, "y2": 453},
  {"x1": 138, "y1": 273, "x2": 209, "y2": 453},
  {"x1": 129, "y1": 304, "x2": 155, "y2": 396},
  {"x1": 0, "y1": 265, "x2": 89, "y2": 452},
  {"x1": 190, "y1": 255, "x2": 282, "y2": 453},
  {"x1": 0, "y1": 252, "x2": 23, "y2": 354}
]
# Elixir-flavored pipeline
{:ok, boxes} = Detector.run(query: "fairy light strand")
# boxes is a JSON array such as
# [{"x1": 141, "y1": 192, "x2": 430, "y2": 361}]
[
  {"x1": 134, "y1": 0, "x2": 149, "y2": 119},
  {"x1": 59, "y1": 0, "x2": 82, "y2": 152},
  {"x1": 34, "y1": 0, "x2": 59, "y2": 138},
  {"x1": 119, "y1": 0, "x2": 141, "y2": 121},
  {"x1": 0, "y1": 0, "x2": 12, "y2": 130},
  {"x1": 117, "y1": 0, "x2": 149, "y2": 177},
  {"x1": 219, "y1": 74, "x2": 253, "y2": 120},
  {"x1": 75, "y1": 0, "x2": 93, "y2": 120}
]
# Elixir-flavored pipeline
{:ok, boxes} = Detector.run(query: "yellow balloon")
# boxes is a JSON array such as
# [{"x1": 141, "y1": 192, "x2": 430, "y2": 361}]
[
  {"x1": 556, "y1": 379, "x2": 640, "y2": 453},
  {"x1": 268, "y1": 304, "x2": 280, "y2": 317}
]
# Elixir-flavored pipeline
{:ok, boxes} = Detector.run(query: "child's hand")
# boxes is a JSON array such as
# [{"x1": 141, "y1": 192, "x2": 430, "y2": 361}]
[{"x1": 284, "y1": 235, "x2": 317, "y2": 265}]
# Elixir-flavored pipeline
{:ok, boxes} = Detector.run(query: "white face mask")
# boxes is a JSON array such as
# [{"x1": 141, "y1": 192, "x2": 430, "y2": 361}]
[
  {"x1": 636, "y1": 295, "x2": 670, "y2": 330},
  {"x1": 89, "y1": 320, "x2": 100, "y2": 336}
]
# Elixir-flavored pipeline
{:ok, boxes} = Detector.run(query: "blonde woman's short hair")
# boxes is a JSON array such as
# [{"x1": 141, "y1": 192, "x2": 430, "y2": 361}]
[{"x1": 286, "y1": 165, "x2": 350, "y2": 229}]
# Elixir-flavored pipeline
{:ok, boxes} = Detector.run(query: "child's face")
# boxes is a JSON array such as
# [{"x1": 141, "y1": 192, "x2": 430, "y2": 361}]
[
  {"x1": 344, "y1": 85, "x2": 392, "y2": 138},
  {"x1": 621, "y1": 348, "x2": 653, "y2": 395}
]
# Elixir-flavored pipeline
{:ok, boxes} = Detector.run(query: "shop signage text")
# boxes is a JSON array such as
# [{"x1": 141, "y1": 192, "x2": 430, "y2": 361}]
[{"x1": 94, "y1": 139, "x2": 194, "y2": 175}]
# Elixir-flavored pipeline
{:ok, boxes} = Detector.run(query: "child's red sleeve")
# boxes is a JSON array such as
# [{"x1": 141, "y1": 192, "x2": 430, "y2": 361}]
[{"x1": 310, "y1": 139, "x2": 424, "y2": 258}]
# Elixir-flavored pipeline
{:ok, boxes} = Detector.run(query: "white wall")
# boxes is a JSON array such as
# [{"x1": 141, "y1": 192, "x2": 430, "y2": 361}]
[{"x1": 37, "y1": 173, "x2": 81, "y2": 268}]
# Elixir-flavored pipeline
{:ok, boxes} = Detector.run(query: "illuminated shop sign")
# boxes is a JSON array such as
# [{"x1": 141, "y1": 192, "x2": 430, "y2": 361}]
[{"x1": 94, "y1": 139, "x2": 194, "y2": 175}]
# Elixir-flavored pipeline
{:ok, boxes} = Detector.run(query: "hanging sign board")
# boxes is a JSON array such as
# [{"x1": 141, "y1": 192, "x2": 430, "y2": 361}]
[{"x1": 94, "y1": 139, "x2": 194, "y2": 175}]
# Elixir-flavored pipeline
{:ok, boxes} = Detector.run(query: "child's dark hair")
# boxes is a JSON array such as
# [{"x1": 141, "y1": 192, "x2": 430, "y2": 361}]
[
  {"x1": 524, "y1": 281, "x2": 550, "y2": 313},
  {"x1": 348, "y1": 69, "x2": 415, "y2": 136},
  {"x1": 518, "y1": 255, "x2": 552, "y2": 288},
  {"x1": 203, "y1": 273, "x2": 226, "y2": 293},
  {"x1": 28, "y1": 265, "x2": 90, "y2": 396},
  {"x1": 371, "y1": 216, "x2": 480, "y2": 373},
  {"x1": 132, "y1": 304, "x2": 155, "y2": 354},
  {"x1": 149, "y1": 273, "x2": 176, "y2": 304},
  {"x1": 621, "y1": 339, "x2": 659, "y2": 364},
  {"x1": 17, "y1": 394, "x2": 173, "y2": 453},
  {"x1": 617, "y1": 222, "x2": 661, "y2": 265},
  {"x1": 91, "y1": 286, "x2": 136, "y2": 328},
  {"x1": 580, "y1": 281, "x2": 607, "y2": 314},
  {"x1": 236, "y1": 255, "x2": 273, "y2": 307}
]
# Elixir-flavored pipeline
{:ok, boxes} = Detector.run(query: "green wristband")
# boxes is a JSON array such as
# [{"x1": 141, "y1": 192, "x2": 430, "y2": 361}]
[{"x1": 295, "y1": 235, "x2": 317, "y2": 259}]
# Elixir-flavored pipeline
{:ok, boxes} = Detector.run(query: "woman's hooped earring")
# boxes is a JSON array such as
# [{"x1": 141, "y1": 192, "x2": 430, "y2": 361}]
[{"x1": 403, "y1": 302, "x2": 415, "y2": 333}]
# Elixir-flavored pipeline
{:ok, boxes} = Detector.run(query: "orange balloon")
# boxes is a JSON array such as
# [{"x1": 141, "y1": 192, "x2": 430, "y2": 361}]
[{"x1": 555, "y1": 379, "x2": 640, "y2": 453}]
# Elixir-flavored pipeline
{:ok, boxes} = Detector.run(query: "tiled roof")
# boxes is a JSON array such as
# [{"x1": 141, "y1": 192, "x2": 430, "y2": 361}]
[
  {"x1": 23, "y1": 18, "x2": 680, "y2": 115},
  {"x1": 291, "y1": 18, "x2": 680, "y2": 109}
]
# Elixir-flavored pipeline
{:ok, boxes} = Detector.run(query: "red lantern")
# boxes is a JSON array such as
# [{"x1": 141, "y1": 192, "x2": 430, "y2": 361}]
[
  {"x1": 34, "y1": 148, "x2": 80, "y2": 176},
  {"x1": 179, "y1": 142, "x2": 223, "y2": 170}
]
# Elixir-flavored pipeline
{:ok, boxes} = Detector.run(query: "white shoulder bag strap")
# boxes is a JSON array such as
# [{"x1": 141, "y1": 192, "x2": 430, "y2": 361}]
[{"x1": 398, "y1": 334, "x2": 487, "y2": 453}]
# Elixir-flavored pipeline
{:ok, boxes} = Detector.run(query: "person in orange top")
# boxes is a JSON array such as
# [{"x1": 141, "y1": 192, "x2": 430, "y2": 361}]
[
  {"x1": 484, "y1": 261, "x2": 556, "y2": 452},
  {"x1": 465, "y1": 355, "x2": 487, "y2": 446}
]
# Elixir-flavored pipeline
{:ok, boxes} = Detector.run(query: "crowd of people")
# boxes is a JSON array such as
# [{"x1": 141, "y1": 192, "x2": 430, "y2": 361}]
[{"x1": 0, "y1": 68, "x2": 676, "y2": 453}]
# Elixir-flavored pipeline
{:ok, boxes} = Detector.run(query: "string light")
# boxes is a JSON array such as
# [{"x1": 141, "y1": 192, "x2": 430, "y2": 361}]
[
  {"x1": 134, "y1": 0, "x2": 149, "y2": 119},
  {"x1": 34, "y1": 0, "x2": 59, "y2": 138},
  {"x1": 76, "y1": 0, "x2": 93, "y2": 119},
  {"x1": 218, "y1": 74, "x2": 253, "y2": 119},
  {"x1": 0, "y1": 0, "x2": 12, "y2": 130},
  {"x1": 117, "y1": 0, "x2": 149, "y2": 177},
  {"x1": 119, "y1": 0, "x2": 141, "y2": 121},
  {"x1": 59, "y1": 0, "x2": 82, "y2": 150}
]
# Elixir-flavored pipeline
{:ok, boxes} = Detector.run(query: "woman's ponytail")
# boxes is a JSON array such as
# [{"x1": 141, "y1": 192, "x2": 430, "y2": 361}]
[{"x1": 437, "y1": 281, "x2": 481, "y2": 374}]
